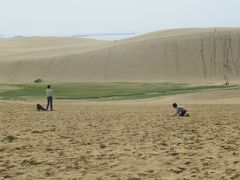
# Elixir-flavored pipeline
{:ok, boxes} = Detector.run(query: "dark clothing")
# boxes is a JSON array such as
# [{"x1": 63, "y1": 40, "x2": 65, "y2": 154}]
[
  {"x1": 37, "y1": 104, "x2": 46, "y2": 111},
  {"x1": 46, "y1": 96, "x2": 53, "y2": 111},
  {"x1": 179, "y1": 109, "x2": 187, "y2": 116},
  {"x1": 176, "y1": 106, "x2": 188, "y2": 116}
]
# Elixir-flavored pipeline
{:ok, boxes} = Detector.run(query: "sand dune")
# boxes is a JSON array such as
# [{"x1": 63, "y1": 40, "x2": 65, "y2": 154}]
[
  {"x1": 2, "y1": 28, "x2": 240, "y2": 180},
  {"x1": 1, "y1": 28, "x2": 240, "y2": 82}
]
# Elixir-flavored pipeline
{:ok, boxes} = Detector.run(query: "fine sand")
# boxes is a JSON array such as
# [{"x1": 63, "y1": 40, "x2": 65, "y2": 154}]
[
  {"x1": 1, "y1": 28, "x2": 240, "y2": 83},
  {"x1": 1, "y1": 27, "x2": 240, "y2": 179},
  {"x1": 1, "y1": 92, "x2": 240, "y2": 179}
]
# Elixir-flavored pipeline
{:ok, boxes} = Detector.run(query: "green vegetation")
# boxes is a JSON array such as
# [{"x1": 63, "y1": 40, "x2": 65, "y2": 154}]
[{"x1": 0, "y1": 82, "x2": 238, "y2": 101}]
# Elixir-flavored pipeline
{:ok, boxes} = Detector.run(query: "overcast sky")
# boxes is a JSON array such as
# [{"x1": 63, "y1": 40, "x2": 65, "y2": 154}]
[{"x1": 0, "y1": 0, "x2": 239, "y2": 36}]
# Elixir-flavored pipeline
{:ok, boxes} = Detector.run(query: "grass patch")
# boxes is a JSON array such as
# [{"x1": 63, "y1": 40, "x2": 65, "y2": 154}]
[{"x1": 0, "y1": 82, "x2": 238, "y2": 101}]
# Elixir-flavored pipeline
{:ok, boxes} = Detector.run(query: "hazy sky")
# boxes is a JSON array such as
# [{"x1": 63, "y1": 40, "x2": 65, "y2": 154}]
[{"x1": 0, "y1": 0, "x2": 239, "y2": 36}]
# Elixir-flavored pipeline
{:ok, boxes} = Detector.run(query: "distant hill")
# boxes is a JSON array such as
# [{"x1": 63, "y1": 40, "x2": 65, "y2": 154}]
[{"x1": 0, "y1": 28, "x2": 240, "y2": 83}]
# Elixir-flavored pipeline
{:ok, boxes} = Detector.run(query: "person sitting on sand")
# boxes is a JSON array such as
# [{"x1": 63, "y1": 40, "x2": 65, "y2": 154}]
[
  {"x1": 172, "y1": 103, "x2": 189, "y2": 117},
  {"x1": 46, "y1": 85, "x2": 53, "y2": 111},
  {"x1": 36, "y1": 104, "x2": 46, "y2": 111}
]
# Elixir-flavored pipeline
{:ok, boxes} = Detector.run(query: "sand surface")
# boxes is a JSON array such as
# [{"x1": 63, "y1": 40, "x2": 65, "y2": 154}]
[
  {"x1": 1, "y1": 28, "x2": 240, "y2": 83},
  {"x1": 1, "y1": 27, "x2": 240, "y2": 179},
  {"x1": 1, "y1": 97, "x2": 240, "y2": 179}
]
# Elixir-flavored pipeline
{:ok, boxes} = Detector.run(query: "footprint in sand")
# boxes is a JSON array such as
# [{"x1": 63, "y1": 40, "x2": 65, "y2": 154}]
[
  {"x1": 225, "y1": 168, "x2": 236, "y2": 176},
  {"x1": 45, "y1": 168, "x2": 55, "y2": 177},
  {"x1": 170, "y1": 167, "x2": 186, "y2": 174},
  {"x1": 145, "y1": 169, "x2": 154, "y2": 173},
  {"x1": 231, "y1": 173, "x2": 240, "y2": 179},
  {"x1": 99, "y1": 143, "x2": 107, "y2": 149},
  {"x1": 2, "y1": 135, "x2": 18, "y2": 142},
  {"x1": 21, "y1": 158, "x2": 41, "y2": 166}
]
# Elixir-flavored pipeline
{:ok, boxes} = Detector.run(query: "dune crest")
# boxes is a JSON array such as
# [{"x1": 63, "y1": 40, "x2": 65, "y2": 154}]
[{"x1": 1, "y1": 28, "x2": 240, "y2": 83}]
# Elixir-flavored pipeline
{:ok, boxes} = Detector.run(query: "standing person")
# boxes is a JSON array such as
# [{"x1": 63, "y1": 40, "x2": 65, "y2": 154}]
[
  {"x1": 172, "y1": 103, "x2": 189, "y2": 117},
  {"x1": 46, "y1": 85, "x2": 53, "y2": 111}
]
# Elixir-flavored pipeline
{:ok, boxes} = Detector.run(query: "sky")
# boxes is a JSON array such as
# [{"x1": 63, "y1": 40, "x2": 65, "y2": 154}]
[{"x1": 0, "y1": 0, "x2": 240, "y2": 37}]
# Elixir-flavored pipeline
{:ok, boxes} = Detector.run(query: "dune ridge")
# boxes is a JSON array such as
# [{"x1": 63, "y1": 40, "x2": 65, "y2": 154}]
[{"x1": 1, "y1": 28, "x2": 240, "y2": 83}]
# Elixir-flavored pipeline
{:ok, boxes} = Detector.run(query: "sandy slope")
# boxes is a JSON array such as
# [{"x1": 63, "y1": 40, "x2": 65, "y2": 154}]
[
  {"x1": 1, "y1": 28, "x2": 240, "y2": 82},
  {"x1": 1, "y1": 98, "x2": 240, "y2": 179},
  {"x1": 143, "y1": 88, "x2": 240, "y2": 105}
]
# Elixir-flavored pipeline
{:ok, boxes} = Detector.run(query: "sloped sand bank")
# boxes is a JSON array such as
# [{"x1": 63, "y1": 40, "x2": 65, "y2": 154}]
[{"x1": 1, "y1": 28, "x2": 240, "y2": 83}]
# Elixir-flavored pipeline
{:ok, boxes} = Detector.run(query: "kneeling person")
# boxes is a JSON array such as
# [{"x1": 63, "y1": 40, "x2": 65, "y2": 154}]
[{"x1": 172, "y1": 103, "x2": 189, "y2": 117}]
